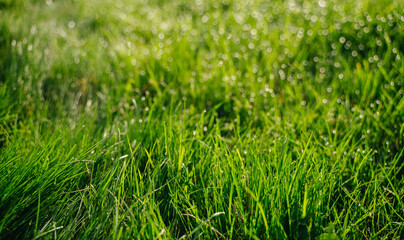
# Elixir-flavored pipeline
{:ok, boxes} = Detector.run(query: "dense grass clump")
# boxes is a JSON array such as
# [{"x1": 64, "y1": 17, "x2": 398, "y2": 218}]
[{"x1": 1, "y1": 0, "x2": 403, "y2": 239}]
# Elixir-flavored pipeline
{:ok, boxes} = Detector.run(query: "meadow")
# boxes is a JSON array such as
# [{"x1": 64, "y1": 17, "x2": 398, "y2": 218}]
[{"x1": 0, "y1": 0, "x2": 403, "y2": 239}]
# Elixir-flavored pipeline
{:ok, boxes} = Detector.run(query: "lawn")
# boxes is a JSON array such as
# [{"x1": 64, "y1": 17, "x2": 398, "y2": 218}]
[{"x1": 0, "y1": 0, "x2": 403, "y2": 239}]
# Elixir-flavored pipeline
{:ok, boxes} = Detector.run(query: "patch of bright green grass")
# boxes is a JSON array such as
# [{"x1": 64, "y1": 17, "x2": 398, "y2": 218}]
[{"x1": 1, "y1": 0, "x2": 403, "y2": 239}]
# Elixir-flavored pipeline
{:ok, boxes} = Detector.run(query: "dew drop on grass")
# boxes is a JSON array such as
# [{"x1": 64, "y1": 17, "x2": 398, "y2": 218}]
[
  {"x1": 68, "y1": 21, "x2": 75, "y2": 29},
  {"x1": 318, "y1": 0, "x2": 327, "y2": 8}
]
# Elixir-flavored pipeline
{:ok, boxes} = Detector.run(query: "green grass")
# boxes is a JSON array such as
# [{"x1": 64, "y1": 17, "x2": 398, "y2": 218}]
[{"x1": 1, "y1": 0, "x2": 404, "y2": 239}]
